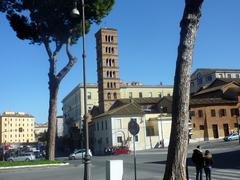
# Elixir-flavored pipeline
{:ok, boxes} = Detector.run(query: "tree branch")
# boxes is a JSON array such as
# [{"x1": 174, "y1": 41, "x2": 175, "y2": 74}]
[
  {"x1": 53, "y1": 41, "x2": 63, "y2": 62},
  {"x1": 43, "y1": 38, "x2": 52, "y2": 59},
  {"x1": 56, "y1": 38, "x2": 77, "y2": 82}
]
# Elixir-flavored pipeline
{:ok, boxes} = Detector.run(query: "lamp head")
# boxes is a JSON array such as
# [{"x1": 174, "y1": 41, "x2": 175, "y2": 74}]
[{"x1": 71, "y1": 7, "x2": 80, "y2": 17}]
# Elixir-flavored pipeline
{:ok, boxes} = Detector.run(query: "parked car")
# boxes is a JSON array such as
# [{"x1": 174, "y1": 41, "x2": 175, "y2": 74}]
[
  {"x1": 69, "y1": 149, "x2": 92, "y2": 160},
  {"x1": 7, "y1": 153, "x2": 36, "y2": 162},
  {"x1": 112, "y1": 146, "x2": 130, "y2": 155},
  {"x1": 224, "y1": 132, "x2": 240, "y2": 141}
]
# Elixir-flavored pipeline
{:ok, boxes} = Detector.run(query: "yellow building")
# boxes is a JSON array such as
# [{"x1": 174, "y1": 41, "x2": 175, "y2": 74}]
[{"x1": 0, "y1": 112, "x2": 36, "y2": 144}]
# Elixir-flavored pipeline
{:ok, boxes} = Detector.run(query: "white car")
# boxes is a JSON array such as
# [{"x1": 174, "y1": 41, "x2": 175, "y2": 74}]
[
  {"x1": 69, "y1": 149, "x2": 92, "y2": 160},
  {"x1": 224, "y1": 132, "x2": 240, "y2": 141},
  {"x1": 7, "y1": 153, "x2": 36, "y2": 162}
]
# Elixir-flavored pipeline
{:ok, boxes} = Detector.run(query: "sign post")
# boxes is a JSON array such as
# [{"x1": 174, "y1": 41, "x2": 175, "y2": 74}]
[{"x1": 128, "y1": 118, "x2": 140, "y2": 180}]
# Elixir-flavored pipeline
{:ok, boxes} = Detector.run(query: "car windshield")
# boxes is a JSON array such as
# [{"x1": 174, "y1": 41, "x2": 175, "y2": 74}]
[{"x1": 74, "y1": 149, "x2": 85, "y2": 153}]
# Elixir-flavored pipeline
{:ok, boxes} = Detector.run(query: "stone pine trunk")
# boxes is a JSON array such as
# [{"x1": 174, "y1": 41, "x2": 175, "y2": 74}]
[
  {"x1": 44, "y1": 39, "x2": 76, "y2": 161},
  {"x1": 163, "y1": 0, "x2": 204, "y2": 179},
  {"x1": 47, "y1": 81, "x2": 59, "y2": 160},
  {"x1": 46, "y1": 55, "x2": 60, "y2": 161}
]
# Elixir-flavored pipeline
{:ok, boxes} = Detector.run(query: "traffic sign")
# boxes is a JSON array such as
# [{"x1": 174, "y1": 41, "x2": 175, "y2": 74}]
[{"x1": 128, "y1": 118, "x2": 140, "y2": 136}]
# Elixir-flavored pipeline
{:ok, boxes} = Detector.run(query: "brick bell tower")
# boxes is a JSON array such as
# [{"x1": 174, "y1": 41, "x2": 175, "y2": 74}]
[{"x1": 95, "y1": 28, "x2": 120, "y2": 113}]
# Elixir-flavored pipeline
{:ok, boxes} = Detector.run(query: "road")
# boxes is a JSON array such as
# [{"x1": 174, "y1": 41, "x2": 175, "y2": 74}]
[{"x1": 0, "y1": 140, "x2": 240, "y2": 180}]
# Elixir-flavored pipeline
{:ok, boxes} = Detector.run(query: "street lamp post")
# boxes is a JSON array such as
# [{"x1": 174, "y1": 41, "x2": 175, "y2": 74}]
[
  {"x1": 159, "y1": 106, "x2": 164, "y2": 148},
  {"x1": 71, "y1": 1, "x2": 91, "y2": 180}
]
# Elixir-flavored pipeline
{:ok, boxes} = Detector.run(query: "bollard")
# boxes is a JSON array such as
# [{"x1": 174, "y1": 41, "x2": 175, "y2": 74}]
[{"x1": 106, "y1": 160, "x2": 123, "y2": 180}]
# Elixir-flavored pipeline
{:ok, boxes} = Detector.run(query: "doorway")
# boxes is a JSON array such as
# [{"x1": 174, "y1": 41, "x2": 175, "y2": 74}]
[
  {"x1": 223, "y1": 124, "x2": 229, "y2": 136},
  {"x1": 212, "y1": 124, "x2": 219, "y2": 138}
]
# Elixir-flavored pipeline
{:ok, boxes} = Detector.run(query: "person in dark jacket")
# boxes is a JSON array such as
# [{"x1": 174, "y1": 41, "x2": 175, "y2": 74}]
[
  {"x1": 192, "y1": 145, "x2": 204, "y2": 180},
  {"x1": 204, "y1": 150, "x2": 213, "y2": 180}
]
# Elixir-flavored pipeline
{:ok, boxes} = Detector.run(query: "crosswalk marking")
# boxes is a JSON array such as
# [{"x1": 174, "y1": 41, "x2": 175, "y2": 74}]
[{"x1": 189, "y1": 168, "x2": 240, "y2": 180}]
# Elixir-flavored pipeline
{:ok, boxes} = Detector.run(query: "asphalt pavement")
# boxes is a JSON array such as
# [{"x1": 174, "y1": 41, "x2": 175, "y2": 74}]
[{"x1": 0, "y1": 140, "x2": 240, "y2": 180}]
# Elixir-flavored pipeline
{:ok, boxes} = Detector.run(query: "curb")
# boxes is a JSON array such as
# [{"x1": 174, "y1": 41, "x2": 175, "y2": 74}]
[{"x1": 0, "y1": 163, "x2": 69, "y2": 170}]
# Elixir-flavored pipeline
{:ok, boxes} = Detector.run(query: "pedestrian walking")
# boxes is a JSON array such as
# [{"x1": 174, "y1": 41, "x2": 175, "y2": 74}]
[
  {"x1": 203, "y1": 150, "x2": 213, "y2": 180},
  {"x1": 192, "y1": 145, "x2": 204, "y2": 180}
]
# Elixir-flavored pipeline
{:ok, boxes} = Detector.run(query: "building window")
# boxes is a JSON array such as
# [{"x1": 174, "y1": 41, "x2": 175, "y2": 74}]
[
  {"x1": 101, "y1": 121, "x2": 104, "y2": 130},
  {"x1": 105, "y1": 121, "x2": 107, "y2": 130},
  {"x1": 231, "y1": 108, "x2": 239, "y2": 117},
  {"x1": 107, "y1": 93, "x2": 111, "y2": 100},
  {"x1": 88, "y1": 106, "x2": 92, "y2": 113},
  {"x1": 227, "y1": 74, "x2": 231, "y2": 78},
  {"x1": 219, "y1": 109, "x2": 227, "y2": 117},
  {"x1": 158, "y1": 93, "x2": 162, "y2": 98},
  {"x1": 211, "y1": 109, "x2": 216, "y2": 117},
  {"x1": 199, "y1": 125, "x2": 204, "y2": 130},
  {"x1": 113, "y1": 92, "x2": 117, "y2": 99},
  {"x1": 97, "y1": 122, "x2": 99, "y2": 131},
  {"x1": 190, "y1": 111, "x2": 195, "y2": 117},
  {"x1": 234, "y1": 123, "x2": 239, "y2": 128},
  {"x1": 139, "y1": 92, "x2": 143, "y2": 98},
  {"x1": 117, "y1": 136, "x2": 122, "y2": 143},
  {"x1": 236, "y1": 74, "x2": 240, "y2": 78},
  {"x1": 87, "y1": 92, "x2": 91, "y2": 100},
  {"x1": 112, "y1": 59, "x2": 115, "y2": 67},
  {"x1": 198, "y1": 110, "x2": 203, "y2": 118},
  {"x1": 134, "y1": 135, "x2": 139, "y2": 142},
  {"x1": 129, "y1": 92, "x2": 133, "y2": 98},
  {"x1": 193, "y1": 123, "x2": 196, "y2": 128}
]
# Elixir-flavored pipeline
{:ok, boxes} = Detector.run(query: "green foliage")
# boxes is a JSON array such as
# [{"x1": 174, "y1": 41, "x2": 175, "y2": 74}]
[{"x1": 1, "y1": 0, "x2": 115, "y2": 44}]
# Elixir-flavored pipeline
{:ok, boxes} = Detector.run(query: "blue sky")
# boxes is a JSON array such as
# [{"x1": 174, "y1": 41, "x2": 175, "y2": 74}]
[{"x1": 1, "y1": 0, "x2": 240, "y2": 123}]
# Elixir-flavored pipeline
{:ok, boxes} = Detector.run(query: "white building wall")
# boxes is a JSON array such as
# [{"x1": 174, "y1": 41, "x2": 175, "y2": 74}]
[{"x1": 158, "y1": 119, "x2": 172, "y2": 147}]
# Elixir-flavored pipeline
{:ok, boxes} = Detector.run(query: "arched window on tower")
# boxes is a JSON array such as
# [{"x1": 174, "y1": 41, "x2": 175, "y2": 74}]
[
  {"x1": 106, "y1": 59, "x2": 109, "y2": 66},
  {"x1": 107, "y1": 93, "x2": 111, "y2": 100},
  {"x1": 109, "y1": 59, "x2": 112, "y2": 67},
  {"x1": 112, "y1": 47, "x2": 114, "y2": 54},
  {"x1": 107, "y1": 71, "x2": 109, "y2": 78},
  {"x1": 108, "y1": 47, "x2": 111, "y2": 53},
  {"x1": 113, "y1": 92, "x2": 117, "y2": 99},
  {"x1": 111, "y1": 82, "x2": 113, "y2": 88},
  {"x1": 105, "y1": 47, "x2": 108, "y2": 53},
  {"x1": 107, "y1": 82, "x2": 110, "y2": 88},
  {"x1": 114, "y1": 82, "x2": 116, "y2": 88},
  {"x1": 110, "y1": 71, "x2": 113, "y2": 78},
  {"x1": 108, "y1": 36, "x2": 111, "y2": 42},
  {"x1": 111, "y1": 36, "x2": 114, "y2": 42},
  {"x1": 112, "y1": 59, "x2": 115, "y2": 67},
  {"x1": 113, "y1": 71, "x2": 115, "y2": 78},
  {"x1": 105, "y1": 35, "x2": 108, "y2": 42}
]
